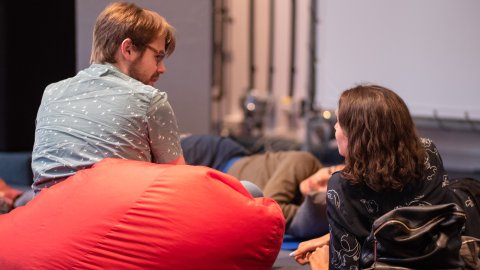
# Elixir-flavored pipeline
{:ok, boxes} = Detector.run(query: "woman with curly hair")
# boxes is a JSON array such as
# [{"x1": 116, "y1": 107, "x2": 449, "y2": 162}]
[{"x1": 292, "y1": 84, "x2": 459, "y2": 269}]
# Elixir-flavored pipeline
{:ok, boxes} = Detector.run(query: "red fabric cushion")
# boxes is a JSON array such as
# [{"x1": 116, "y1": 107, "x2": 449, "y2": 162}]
[{"x1": 0, "y1": 158, "x2": 285, "y2": 269}]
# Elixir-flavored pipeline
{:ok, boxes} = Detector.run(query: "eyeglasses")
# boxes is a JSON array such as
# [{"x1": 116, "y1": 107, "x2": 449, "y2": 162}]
[{"x1": 145, "y1": 44, "x2": 166, "y2": 66}]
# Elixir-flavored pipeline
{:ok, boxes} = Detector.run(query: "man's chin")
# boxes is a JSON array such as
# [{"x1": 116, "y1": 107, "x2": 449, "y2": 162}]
[{"x1": 148, "y1": 78, "x2": 159, "y2": 86}]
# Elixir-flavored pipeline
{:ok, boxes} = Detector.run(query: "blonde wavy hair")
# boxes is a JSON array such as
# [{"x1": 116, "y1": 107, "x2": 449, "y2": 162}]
[{"x1": 90, "y1": 2, "x2": 176, "y2": 64}]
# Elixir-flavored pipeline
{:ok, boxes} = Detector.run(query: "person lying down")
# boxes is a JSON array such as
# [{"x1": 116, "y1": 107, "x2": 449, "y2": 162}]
[{"x1": 181, "y1": 134, "x2": 344, "y2": 239}]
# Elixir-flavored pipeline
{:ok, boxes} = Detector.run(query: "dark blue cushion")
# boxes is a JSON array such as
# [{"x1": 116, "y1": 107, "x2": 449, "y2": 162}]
[{"x1": 0, "y1": 151, "x2": 33, "y2": 189}]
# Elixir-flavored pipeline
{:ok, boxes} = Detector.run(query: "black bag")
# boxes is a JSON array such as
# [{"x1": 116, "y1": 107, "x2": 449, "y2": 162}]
[
  {"x1": 360, "y1": 203, "x2": 466, "y2": 270},
  {"x1": 449, "y1": 177, "x2": 480, "y2": 238},
  {"x1": 460, "y1": 235, "x2": 480, "y2": 270}
]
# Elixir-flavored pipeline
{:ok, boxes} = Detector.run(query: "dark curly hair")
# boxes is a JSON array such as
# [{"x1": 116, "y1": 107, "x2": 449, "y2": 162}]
[{"x1": 338, "y1": 84, "x2": 425, "y2": 192}]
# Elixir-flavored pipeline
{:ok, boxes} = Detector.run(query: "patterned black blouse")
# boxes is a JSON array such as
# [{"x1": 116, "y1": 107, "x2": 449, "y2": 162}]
[{"x1": 326, "y1": 138, "x2": 455, "y2": 269}]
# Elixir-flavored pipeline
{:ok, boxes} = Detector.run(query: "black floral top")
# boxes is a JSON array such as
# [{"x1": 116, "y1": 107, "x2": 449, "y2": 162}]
[{"x1": 326, "y1": 138, "x2": 455, "y2": 269}]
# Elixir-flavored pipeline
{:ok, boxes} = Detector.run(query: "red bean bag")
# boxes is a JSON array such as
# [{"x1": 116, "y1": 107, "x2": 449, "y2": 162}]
[{"x1": 0, "y1": 158, "x2": 285, "y2": 269}]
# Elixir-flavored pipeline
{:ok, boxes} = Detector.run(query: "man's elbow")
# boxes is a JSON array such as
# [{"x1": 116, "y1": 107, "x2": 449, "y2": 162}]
[{"x1": 169, "y1": 155, "x2": 186, "y2": 165}]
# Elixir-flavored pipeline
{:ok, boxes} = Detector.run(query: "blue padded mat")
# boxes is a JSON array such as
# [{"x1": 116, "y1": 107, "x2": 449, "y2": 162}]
[{"x1": 281, "y1": 234, "x2": 302, "y2": 250}]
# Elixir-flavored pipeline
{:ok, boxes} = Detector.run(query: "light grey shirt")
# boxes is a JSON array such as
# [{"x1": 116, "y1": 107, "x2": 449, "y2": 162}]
[{"x1": 32, "y1": 64, "x2": 182, "y2": 192}]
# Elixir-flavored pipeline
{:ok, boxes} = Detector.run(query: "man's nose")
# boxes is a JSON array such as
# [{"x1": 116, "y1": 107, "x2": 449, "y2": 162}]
[{"x1": 157, "y1": 61, "x2": 166, "y2": 73}]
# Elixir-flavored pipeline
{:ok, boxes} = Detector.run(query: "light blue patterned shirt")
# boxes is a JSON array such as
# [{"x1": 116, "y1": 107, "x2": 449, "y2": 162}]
[{"x1": 32, "y1": 64, "x2": 182, "y2": 192}]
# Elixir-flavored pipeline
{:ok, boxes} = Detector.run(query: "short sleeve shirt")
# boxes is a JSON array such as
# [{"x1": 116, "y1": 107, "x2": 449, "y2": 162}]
[{"x1": 32, "y1": 64, "x2": 182, "y2": 192}]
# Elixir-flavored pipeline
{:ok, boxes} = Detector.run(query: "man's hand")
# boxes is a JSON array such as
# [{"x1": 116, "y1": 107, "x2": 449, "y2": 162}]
[{"x1": 299, "y1": 164, "x2": 344, "y2": 196}]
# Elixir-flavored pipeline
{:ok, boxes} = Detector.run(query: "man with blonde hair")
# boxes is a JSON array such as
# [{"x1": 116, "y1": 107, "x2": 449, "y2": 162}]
[{"x1": 30, "y1": 2, "x2": 184, "y2": 194}]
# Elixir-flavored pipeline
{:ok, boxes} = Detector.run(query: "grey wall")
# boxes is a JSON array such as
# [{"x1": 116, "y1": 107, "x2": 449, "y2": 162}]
[
  {"x1": 316, "y1": 0, "x2": 480, "y2": 120},
  {"x1": 219, "y1": 0, "x2": 313, "y2": 141},
  {"x1": 76, "y1": 0, "x2": 211, "y2": 135}
]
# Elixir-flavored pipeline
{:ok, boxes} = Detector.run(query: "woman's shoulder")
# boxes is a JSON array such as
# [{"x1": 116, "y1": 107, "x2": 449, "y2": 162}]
[
  {"x1": 420, "y1": 137, "x2": 439, "y2": 151},
  {"x1": 326, "y1": 172, "x2": 376, "y2": 239},
  {"x1": 420, "y1": 137, "x2": 444, "y2": 165},
  {"x1": 327, "y1": 172, "x2": 365, "y2": 203},
  {"x1": 327, "y1": 171, "x2": 347, "y2": 189}
]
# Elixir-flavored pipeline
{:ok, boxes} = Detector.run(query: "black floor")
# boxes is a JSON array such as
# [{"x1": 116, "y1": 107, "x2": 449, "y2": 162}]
[{"x1": 273, "y1": 250, "x2": 310, "y2": 270}]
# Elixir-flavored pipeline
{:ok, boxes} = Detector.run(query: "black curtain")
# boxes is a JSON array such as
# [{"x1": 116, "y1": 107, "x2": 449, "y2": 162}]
[{"x1": 0, "y1": 1, "x2": 76, "y2": 151}]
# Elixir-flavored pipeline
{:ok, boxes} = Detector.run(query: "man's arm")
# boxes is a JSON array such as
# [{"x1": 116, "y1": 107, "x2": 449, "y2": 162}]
[
  {"x1": 300, "y1": 164, "x2": 345, "y2": 196},
  {"x1": 147, "y1": 91, "x2": 184, "y2": 164},
  {"x1": 168, "y1": 155, "x2": 186, "y2": 165}
]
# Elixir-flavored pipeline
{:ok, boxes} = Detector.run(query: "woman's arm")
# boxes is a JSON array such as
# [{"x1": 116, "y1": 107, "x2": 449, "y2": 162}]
[
  {"x1": 326, "y1": 174, "x2": 363, "y2": 269},
  {"x1": 290, "y1": 233, "x2": 330, "y2": 265},
  {"x1": 309, "y1": 245, "x2": 330, "y2": 270}
]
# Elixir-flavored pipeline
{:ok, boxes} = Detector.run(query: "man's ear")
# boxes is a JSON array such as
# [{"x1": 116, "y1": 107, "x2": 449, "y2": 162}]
[{"x1": 119, "y1": 38, "x2": 137, "y2": 61}]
